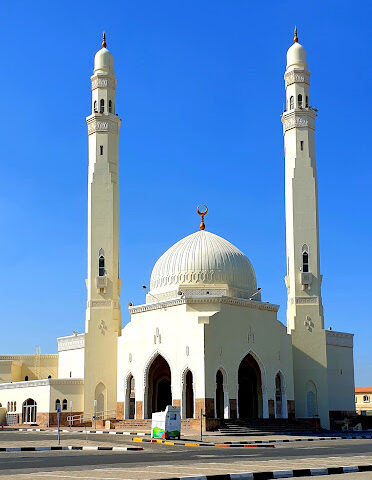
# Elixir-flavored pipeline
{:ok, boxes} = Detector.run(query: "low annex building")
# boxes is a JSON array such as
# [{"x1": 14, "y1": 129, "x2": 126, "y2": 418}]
[{"x1": 0, "y1": 30, "x2": 356, "y2": 430}]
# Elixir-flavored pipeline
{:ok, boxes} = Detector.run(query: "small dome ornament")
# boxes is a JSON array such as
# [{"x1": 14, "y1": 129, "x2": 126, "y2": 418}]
[
  {"x1": 102, "y1": 31, "x2": 107, "y2": 48},
  {"x1": 293, "y1": 26, "x2": 298, "y2": 43},
  {"x1": 196, "y1": 204, "x2": 208, "y2": 231}
]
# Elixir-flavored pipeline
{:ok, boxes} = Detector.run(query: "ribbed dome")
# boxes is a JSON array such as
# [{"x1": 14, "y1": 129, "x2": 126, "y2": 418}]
[{"x1": 149, "y1": 230, "x2": 257, "y2": 298}]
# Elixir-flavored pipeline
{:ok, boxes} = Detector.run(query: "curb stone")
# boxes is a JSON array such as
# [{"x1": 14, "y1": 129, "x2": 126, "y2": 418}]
[
  {"x1": 132, "y1": 438, "x2": 275, "y2": 448},
  {"x1": 152, "y1": 465, "x2": 372, "y2": 479},
  {"x1": 17, "y1": 428, "x2": 149, "y2": 436},
  {"x1": 0, "y1": 445, "x2": 143, "y2": 452}
]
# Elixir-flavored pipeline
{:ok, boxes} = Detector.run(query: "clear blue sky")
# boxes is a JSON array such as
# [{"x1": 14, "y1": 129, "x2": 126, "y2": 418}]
[{"x1": 2, "y1": 1, "x2": 371, "y2": 385}]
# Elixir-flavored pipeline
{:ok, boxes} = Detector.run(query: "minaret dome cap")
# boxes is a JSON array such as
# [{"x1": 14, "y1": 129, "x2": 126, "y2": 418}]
[
  {"x1": 94, "y1": 32, "x2": 114, "y2": 74},
  {"x1": 286, "y1": 28, "x2": 307, "y2": 69}
]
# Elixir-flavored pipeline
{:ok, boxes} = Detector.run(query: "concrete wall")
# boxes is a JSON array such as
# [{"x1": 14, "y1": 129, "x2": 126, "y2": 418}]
[{"x1": 0, "y1": 355, "x2": 58, "y2": 383}]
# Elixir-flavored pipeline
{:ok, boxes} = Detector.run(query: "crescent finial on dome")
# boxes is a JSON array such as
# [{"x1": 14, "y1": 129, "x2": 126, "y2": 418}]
[
  {"x1": 294, "y1": 26, "x2": 298, "y2": 43},
  {"x1": 102, "y1": 31, "x2": 107, "y2": 48},
  {"x1": 196, "y1": 204, "x2": 208, "y2": 231}
]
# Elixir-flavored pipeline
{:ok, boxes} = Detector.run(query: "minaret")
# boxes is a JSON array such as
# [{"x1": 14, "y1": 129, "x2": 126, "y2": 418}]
[
  {"x1": 84, "y1": 33, "x2": 122, "y2": 416},
  {"x1": 282, "y1": 29, "x2": 329, "y2": 428}
]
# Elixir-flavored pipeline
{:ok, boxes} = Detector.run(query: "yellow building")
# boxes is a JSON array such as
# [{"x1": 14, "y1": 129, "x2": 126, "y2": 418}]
[{"x1": 355, "y1": 388, "x2": 372, "y2": 416}]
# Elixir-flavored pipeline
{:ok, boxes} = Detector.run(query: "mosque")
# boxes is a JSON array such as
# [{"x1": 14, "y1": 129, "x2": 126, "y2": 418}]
[{"x1": 0, "y1": 30, "x2": 355, "y2": 430}]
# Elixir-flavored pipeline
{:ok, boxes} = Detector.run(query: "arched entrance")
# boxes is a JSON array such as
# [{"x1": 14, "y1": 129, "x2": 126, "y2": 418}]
[
  {"x1": 275, "y1": 373, "x2": 283, "y2": 418},
  {"x1": 216, "y1": 370, "x2": 224, "y2": 419},
  {"x1": 125, "y1": 374, "x2": 135, "y2": 419},
  {"x1": 22, "y1": 398, "x2": 37, "y2": 423},
  {"x1": 147, "y1": 354, "x2": 172, "y2": 418},
  {"x1": 95, "y1": 382, "x2": 106, "y2": 414},
  {"x1": 238, "y1": 353, "x2": 262, "y2": 419},
  {"x1": 306, "y1": 381, "x2": 318, "y2": 417},
  {"x1": 182, "y1": 370, "x2": 194, "y2": 418}
]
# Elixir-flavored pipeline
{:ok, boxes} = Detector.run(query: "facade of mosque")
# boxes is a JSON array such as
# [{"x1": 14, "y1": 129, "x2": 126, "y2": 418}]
[{"x1": 0, "y1": 31, "x2": 355, "y2": 430}]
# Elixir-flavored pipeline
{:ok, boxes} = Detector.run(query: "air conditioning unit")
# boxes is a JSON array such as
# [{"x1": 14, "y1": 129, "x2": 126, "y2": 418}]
[
  {"x1": 300, "y1": 272, "x2": 312, "y2": 288},
  {"x1": 96, "y1": 276, "x2": 107, "y2": 293}
]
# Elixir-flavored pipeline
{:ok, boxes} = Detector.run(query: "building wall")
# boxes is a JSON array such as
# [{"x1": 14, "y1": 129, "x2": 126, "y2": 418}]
[
  {"x1": 57, "y1": 333, "x2": 85, "y2": 379},
  {"x1": 0, "y1": 355, "x2": 58, "y2": 383},
  {"x1": 355, "y1": 388, "x2": 372, "y2": 415},
  {"x1": 49, "y1": 382, "x2": 84, "y2": 412},
  {"x1": 117, "y1": 302, "x2": 205, "y2": 419},
  {"x1": 326, "y1": 331, "x2": 355, "y2": 412},
  {"x1": 204, "y1": 301, "x2": 294, "y2": 419}
]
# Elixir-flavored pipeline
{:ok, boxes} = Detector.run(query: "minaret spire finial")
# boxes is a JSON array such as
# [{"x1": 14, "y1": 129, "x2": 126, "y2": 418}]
[
  {"x1": 196, "y1": 205, "x2": 208, "y2": 231},
  {"x1": 102, "y1": 31, "x2": 107, "y2": 48},
  {"x1": 293, "y1": 26, "x2": 298, "y2": 43}
]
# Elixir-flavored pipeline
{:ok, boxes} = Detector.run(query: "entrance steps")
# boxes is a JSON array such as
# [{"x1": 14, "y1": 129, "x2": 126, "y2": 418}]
[{"x1": 219, "y1": 419, "x2": 320, "y2": 435}]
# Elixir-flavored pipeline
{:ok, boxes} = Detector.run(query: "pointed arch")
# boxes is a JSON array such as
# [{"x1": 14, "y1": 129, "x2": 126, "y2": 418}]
[
  {"x1": 124, "y1": 372, "x2": 135, "y2": 419},
  {"x1": 306, "y1": 380, "x2": 318, "y2": 418},
  {"x1": 214, "y1": 366, "x2": 229, "y2": 419},
  {"x1": 95, "y1": 382, "x2": 106, "y2": 414},
  {"x1": 237, "y1": 350, "x2": 267, "y2": 419},
  {"x1": 181, "y1": 367, "x2": 194, "y2": 419},
  {"x1": 144, "y1": 350, "x2": 172, "y2": 419},
  {"x1": 274, "y1": 370, "x2": 288, "y2": 418}
]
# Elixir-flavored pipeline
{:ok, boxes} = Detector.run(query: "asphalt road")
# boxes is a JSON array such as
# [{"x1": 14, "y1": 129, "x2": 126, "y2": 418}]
[{"x1": 0, "y1": 432, "x2": 372, "y2": 478}]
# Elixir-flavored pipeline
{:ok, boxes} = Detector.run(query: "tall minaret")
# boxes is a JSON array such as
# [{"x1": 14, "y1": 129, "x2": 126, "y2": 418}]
[
  {"x1": 84, "y1": 33, "x2": 122, "y2": 416},
  {"x1": 282, "y1": 29, "x2": 329, "y2": 428}
]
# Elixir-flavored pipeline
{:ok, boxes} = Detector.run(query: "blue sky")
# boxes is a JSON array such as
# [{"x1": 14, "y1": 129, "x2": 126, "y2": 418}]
[{"x1": 2, "y1": 1, "x2": 371, "y2": 385}]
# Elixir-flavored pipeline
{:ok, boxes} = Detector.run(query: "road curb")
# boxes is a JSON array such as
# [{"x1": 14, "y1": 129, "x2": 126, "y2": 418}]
[
  {"x1": 132, "y1": 437, "x2": 275, "y2": 448},
  {"x1": 0, "y1": 445, "x2": 143, "y2": 452},
  {"x1": 17, "y1": 428, "x2": 149, "y2": 436},
  {"x1": 152, "y1": 465, "x2": 372, "y2": 479}
]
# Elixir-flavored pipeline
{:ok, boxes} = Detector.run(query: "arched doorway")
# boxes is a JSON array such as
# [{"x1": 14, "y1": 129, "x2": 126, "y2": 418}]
[
  {"x1": 185, "y1": 370, "x2": 194, "y2": 418},
  {"x1": 125, "y1": 374, "x2": 135, "y2": 419},
  {"x1": 238, "y1": 353, "x2": 262, "y2": 419},
  {"x1": 95, "y1": 382, "x2": 106, "y2": 414},
  {"x1": 306, "y1": 381, "x2": 318, "y2": 417},
  {"x1": 216, "y1": 370, "x2": 224, "y2": 419},
  {"x1": 22, "y1": 398, "x2": 37, "y2": 423},
  {"x1": 275, "y1": 373, "x2": 283, "y2": 418},
  {"x1": 147, "y1": 354, "x2": 172, "y2": 418}
]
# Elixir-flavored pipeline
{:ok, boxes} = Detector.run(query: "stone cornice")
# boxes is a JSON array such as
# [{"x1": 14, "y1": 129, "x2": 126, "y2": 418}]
[
  {"x1": 57, "y1": 334, "x2": 85, "y2": 352},
  {"x1": 86, "y1": 114, "x2": 121, "y2": 136},
  {"x1": 0, "y1": 355, "x2": 58, "y2": 360},
  {"x1": 129, "y1": 296, "x2": 279, "y2": 315},
  {"x1": 284, "y1": 69, "x2": 310, "y2": 87},
  {"x1": 281, "y1": 109, "x2": 316, "y2": 133},
  {"x1": 326, "y1": 330, "x2": 354, "y2": 348},
  {"x1": 0, "y1": 379, "x2": 84, "y2": 390},
  {"x1": 90, "y1": 74, "x2": 116, "y2": 90}
]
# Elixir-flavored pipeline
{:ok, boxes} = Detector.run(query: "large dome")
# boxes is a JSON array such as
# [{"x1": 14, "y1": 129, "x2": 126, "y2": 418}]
[{"x1": 148, "y1": 230, "x2": 257, "y2": 301}]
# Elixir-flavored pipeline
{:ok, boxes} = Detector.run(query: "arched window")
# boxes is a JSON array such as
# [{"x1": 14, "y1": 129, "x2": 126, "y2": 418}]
[
  {"x1": 289, "y1": 96, "x2": 294, "y2": 109},
  {"x1": 7, "y1": 402, "x2": 10, "y2": 411},
  {"x1": 10, "y1": 401, "x2": 13, "y2": 412},
  {"x1": 24, "y1": 376, "x2": 28, "y2": 381},
  {"x1": 305, "y1": 96, "x2": 309, "y2": 107},
  {"x1": 55, "y1": 399, "x2": 61, "y2": 411},
  {"x1": 48, "y1": 375, "x2": 51, "y2": 379},
  {"x1": 62, "y1": 399, "x2": 68, "y2": 411},
  {"x1": 99, "y1": 255, "x2": 105, "y2": 276},
  {"x1": 100, "y1": 99, "x2": 104, "y2": 113},
  {"x1": 298, "y1": 94, "x2": 303, "y2": 108},
  {"x1": 302, "y1": 244, "x2": 309, "y2": 272},
  {"x1": 0, "y1": 403, "x2": 2, "y2": 408},
  {"x1": 94, "y1": 100, "x2": 97, "y2": 113},
  {"x1": 108, "y1": 100, "x2": 112, "y2": 113},
  {"x1": 14, "y1": 401, "x2": 16, "y2": 412}
]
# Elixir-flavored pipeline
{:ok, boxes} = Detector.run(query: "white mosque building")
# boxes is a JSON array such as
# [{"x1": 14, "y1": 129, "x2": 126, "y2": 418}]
[{"x1": 0, "y1": 30, "x2": 355, "y2": 430}]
